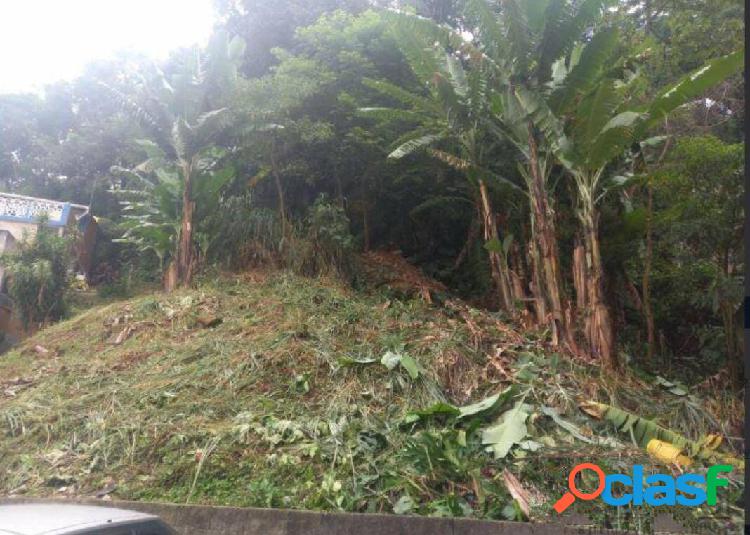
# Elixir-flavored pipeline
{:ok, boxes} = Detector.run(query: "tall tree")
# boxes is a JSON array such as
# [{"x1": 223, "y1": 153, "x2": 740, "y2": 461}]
[
  {"x1": 388, "y1": 0, "x2": 608, "y2": 349},
  {"x1": 360, "y1": 18, "x2": 524, "y2": 315},
  {"x1": 107, "y1": 33, "x2": 246, "y2": 289},
  {"x1": 549, "y1": 48, "x2": 743, "y2": 367},
  {"x1": 381, "y1": 1, "x2": 743, "y2": 367},
  {"x1": 213, "y1": 0, "x2": 368, "y2": 77}
]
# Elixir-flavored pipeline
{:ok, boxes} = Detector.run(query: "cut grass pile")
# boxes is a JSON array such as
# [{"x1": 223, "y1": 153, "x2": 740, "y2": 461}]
[{"x1": 0, "y1": 268, "x2": 743, "y2": 532}]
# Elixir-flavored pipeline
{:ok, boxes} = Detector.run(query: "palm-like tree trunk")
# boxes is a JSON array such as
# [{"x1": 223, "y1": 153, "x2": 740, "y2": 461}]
[
  {"x1": 478, "y1": 179, "x2": 514, "y2": 316},
  {"x1": 175, "y1": 161, "x2": 196, "y2": 289},
  {"x1": 580, "y1": 207, "x2": 616, "y2": 368},
  {"x1": 575, "y1": 174, "x2": 616, "y2": 369},
  {"x1": 726, "y1": 302, "x2": 743, "y2": 391},
  {"x1": 642, "y1": 179, "x2": 656, "y2": 360},
  {"x1": 526, "y1": 131, "x2": 574, "y2": 349},
  {"x1": 270, "y1": 136, "x2": 288, "y2": 237}
]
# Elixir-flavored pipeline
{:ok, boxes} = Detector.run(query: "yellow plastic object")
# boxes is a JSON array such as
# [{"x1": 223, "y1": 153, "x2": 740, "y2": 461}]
[
  {"x1": 646, "y1": 438, "x2": 692, "y2": 467},
  {"x1": 700, "y1": 434, "x2": 723, "y2": 451}
]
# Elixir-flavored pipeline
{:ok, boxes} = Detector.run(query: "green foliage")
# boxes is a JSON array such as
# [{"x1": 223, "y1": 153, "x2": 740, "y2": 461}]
[
  {"x1": 112, "y1": 163, "x2": 181, "y2": 270},
  {"x1": 285, "y1": 195, "x2": 355, "y2": 278},
  {"x1": 0, "y1": 3, "x2": 744, "y2": 528},
  {"x1": 107, "y1": 33, "x2": 243, "y2": 281},
  {"x1": 581, "y1": 401, "x2": 741, "y2": 468},
  {"x1": 2, "y1": 223, "x2": 70, "y2": 330},
  {"x1": 637, "y1": 135, "x2": 744, "y2": 371},
  {"x1": 637, "y1": 50, "x2": 744, "y2": 136},
  {"x1": 205, "y1": 192, "x2": 283, "y2": 268},
  {"x1": 0, "y1": 266, "x2": 743, "y2": 530},
  {"x1": 481, "y1": 402, "x2": 530, "y2": 459}
]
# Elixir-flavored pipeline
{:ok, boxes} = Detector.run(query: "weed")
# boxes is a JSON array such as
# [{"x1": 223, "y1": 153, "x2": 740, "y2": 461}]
[{"x1": 0, "y1": 269, "x2": 742, "y2": 533}]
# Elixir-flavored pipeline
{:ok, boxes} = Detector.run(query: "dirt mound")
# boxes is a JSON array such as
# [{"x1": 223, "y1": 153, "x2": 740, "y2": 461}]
[
  {"x1": 0, "y1": 270, "x2": 741, "y2": 531},
  {"x1": 359, "y1": 250, "x2": 447, "y2": 302}
]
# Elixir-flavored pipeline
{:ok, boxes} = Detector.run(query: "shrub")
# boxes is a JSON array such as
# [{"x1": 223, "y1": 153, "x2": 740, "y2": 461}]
[
  {"x1": 2, "y1": 222, "x2": 71, "y2": 330},
  {"x1": 88, "y1": 218, "x2": 161, "y2": 297},
  {"x1": 284, "y1": 195, "x2": 355, "y2": 278},
  {"x1": 204, "y1": 192, "x2": 283, "y2": 269}
]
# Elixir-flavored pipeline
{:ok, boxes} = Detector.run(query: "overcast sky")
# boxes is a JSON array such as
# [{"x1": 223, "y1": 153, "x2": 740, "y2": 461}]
[{"x1": 0, "y1": 0, "x2": 216, "y2": 94}]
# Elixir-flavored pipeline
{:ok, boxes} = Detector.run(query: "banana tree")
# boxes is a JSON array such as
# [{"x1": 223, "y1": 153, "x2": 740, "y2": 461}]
[
  {"x1": 105, "y1": 32, "x2": 245, "y2": 289},
  {"x1": 112, "y1": 142, "x2": 235, "y2": 285},
  {"x1": 360, "y1": 21, "x2": 524, "y2": 315},
  {"x1": 455, "y1": 0, "x2": 611, "y2": 350},
  {"x1": 454, "y1": 0, "x2": 743, "y2": 367},
  {"x1": 551, "y1": 44, "x2": 744, "y2": 367},
  {"x1": 375, "y1": 2, "x2": 607, "y2": 346}
]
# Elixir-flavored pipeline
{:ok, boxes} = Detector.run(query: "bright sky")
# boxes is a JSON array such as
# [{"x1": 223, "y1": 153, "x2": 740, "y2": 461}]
[{"x1": 0, "y1": 0, "x2": 216, "y2": 94}]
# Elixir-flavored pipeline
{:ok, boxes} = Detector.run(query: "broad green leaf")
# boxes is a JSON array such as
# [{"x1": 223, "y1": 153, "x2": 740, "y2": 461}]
[
  {"x1": 338, "y1": 355, "x2": 377, "y2": 367},
  {"x1": 135, "y1": 139, "x2": 167, "y2": 160},
  {"x1": 385, "y1": 11, "x2": 456, "y2": 83},
  {"x1": 549, "y1": 57, "x2": 569, "y2": 89},
  {"x1": 603, "y1": 111, "x2": 643, "y2": 131},
  {"x1": 388, "y1": 134, "x2": 441, "y2": 160},
  {"x1": 458, "y1": 393, "x2": 500, "y2": 419},
  {"x1": 640, "y1": 135, "x2": 669, "y2": 148},
  {"x1": 571, "y1": 79, "x2": 621, "y2": 151},
  {"x1": 552, "y1": 28, "x2": 620, "y2": 113},
  {"x1": 381, "y1": 351, "x2": 419, "y2": 379},
  {"x1": 519, "y1": 440, "x2": 543, "y2": 452},
  {"x1": 399, "y1": 354, "x2": 420, "y2": 379},
  {"x1": 540, "y1": 405, "x2": 618, "y2": 446},
  {"x1": 362, "y1": 78, "x2": 440, "y2": 112},
  {"x1": 457, "y1": 386, "x2": 515, "y2": 420},
  {"x1": 640, "y1": 50, "x2": 744, "y2": 135},
  {"x1": 585, "y1": 111, "x2": 644, "y2": 170},
  {"x1": 513, "y1": 86, "x2": 572, "y2": 161},
  {"x1": 393, "y1": 495, "x2": 416, "y2": 514},
  {"x1": 404, "y1": 402, "x2": 460, "y2": 424},
  {"x1": 537, "y1": 0, "x2": 612, "y2": 84},
  {"x1": 464, "y1": 0, "x2": 506, "y2": 60},
  {"x1": 481, "y1": 402, "x2": 530, "y2": 458},
  {"x1": 444, "y1": 53, "x2": 468, "y2": 98},
  {"x1": 381, "y1": 351, "x2": 401, "y2": 370},
  {"x1": 579, "y1": 401, "x2": 743, "y2": 468}
]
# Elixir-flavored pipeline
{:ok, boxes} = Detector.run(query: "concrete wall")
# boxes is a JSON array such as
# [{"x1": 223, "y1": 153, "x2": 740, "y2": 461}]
[
  {"x1": 0, "y1": 220, "x2": 39, "y2": 244},
  {"x1": 0, "y1": 497, "x2": 690, "y2": 534}
]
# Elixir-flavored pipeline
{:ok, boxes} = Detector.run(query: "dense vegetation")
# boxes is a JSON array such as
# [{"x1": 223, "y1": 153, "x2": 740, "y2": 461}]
[
  {"x1": 0, "y1": 0, "x2": 742, "y2": 386},
  {"x1": 0, "y1": 268, "x2": 744, "y2": 532},
  {"x1": 0, "y1": 0, "x2": 744, "y2": 531}
]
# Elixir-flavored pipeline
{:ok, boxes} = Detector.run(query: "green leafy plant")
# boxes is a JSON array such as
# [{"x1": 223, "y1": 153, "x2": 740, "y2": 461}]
[
  {"x1": 580, "y1": 401, "x2": 743, "y2": 468},
  {"x1": 107, "y1": 32, "x2": 245, "y2": 289},
  {"x1": 285, "y1": 194, "x2": 355, "y2": 277},
  {"x1": 2, "y1": 221, "x2": 71, "y2": 330},
  {"x1": 204, "y1": 193, "x2": 283, "y2": 268},
  {"x1": 481, "y1": 401, "x2": 531, "y2": 459}
]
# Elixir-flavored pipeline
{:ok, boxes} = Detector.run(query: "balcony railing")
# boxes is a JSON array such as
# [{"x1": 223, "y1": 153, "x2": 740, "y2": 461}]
[{"x1": 0, "y1": 192, "x2": 68, "y2": 225}]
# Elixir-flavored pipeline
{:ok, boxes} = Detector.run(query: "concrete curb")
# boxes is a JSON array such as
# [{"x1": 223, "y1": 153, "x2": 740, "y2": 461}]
[{"x1": 0, "y1": 497, "x2": 691, "y2": 534}]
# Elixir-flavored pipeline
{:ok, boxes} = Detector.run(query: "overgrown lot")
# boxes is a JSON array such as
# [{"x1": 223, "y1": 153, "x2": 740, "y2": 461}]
[{"x1": 0, "y1": 270, "x2": 744, "y2": 532}]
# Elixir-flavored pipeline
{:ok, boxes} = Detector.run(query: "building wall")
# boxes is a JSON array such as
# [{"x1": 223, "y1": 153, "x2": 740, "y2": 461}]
[{"x1": 0, "y1": 220, "x2": 43, "y2": 243}]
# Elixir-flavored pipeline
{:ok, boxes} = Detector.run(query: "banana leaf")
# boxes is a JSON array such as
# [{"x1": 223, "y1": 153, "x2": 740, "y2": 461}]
[{"x1": 580, "y1": 401, "x2": 743, "y2": 469}]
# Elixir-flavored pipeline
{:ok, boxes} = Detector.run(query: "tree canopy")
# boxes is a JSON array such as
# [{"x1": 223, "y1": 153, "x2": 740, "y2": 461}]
[{"x1": 0, "y1": 0, "x2": 743, "y2": 382}]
